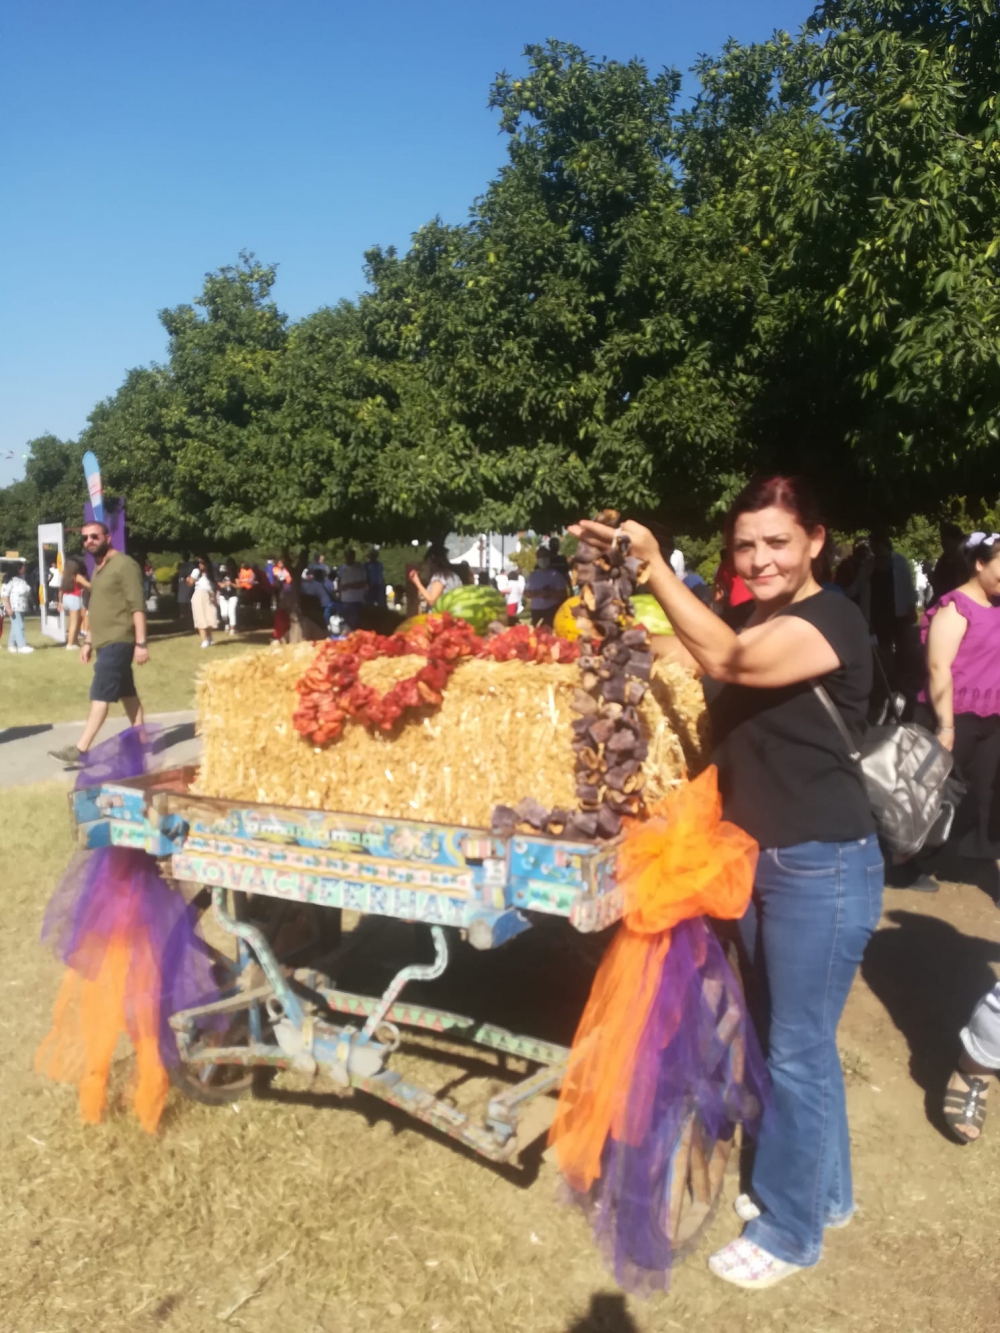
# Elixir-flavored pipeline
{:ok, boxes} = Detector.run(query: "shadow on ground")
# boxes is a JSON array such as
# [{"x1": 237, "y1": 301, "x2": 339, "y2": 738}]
[
  {"x1": 564, "y1": 1294, "x2": 639, "y2": 1332},
  {"x1": 146, "y1": 618, "x2": 275, "y2": 647},
  {"x1": 862, "y1": 908, "x2": 1000, "y2": 1137},
  {"x1": 152, "y1": 721, "x2": 197, "y2": 752},
  {"x1": 0, "y1": 724, "x2": 53, "y2": 745},
  {"x1": 917, "y1": 843, "x2": 1000, "y2": 902}
]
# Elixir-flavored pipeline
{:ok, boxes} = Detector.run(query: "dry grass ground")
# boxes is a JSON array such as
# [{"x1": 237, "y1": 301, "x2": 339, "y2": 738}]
[
  {"x1": 3, "y1": 781, "x2": 1000, "y2": 1333},
  {"x1": 0, "y1": 618, "x2": 271, "y2": 726}
]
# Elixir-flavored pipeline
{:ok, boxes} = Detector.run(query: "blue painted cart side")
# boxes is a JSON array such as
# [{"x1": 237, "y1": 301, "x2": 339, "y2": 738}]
[
  {"x1": 66, "y1": 768, "x2": 629, "y2": 1164},
  {"x1": 71, "y1": 772, "x2": 625, "y2": 939}
]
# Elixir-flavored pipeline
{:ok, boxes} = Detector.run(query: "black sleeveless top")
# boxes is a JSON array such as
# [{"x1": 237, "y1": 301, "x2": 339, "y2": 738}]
[{"x1": 703, "y1": 591, "x2": 875, "y2": 848}]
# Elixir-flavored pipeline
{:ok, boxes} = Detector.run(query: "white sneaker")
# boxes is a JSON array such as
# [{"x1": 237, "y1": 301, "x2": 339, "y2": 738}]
[
  {"x1": 65, "y1": 642, "x2": 77, "y2": 649},
  {"x1": 18, "y1": 645, "x2": 35, "y2": 654},
  {"x1": 708, "y1": 1237, "x2": 803, "y2": 1289},
  {"x1": 200, "y1": 640, "x2": 211, "y2": 649}
]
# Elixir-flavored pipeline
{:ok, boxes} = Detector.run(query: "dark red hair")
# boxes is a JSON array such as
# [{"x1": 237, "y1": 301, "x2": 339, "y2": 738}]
[{"x1": 724, "y1": 475, "x2": 825, "y2": 547}]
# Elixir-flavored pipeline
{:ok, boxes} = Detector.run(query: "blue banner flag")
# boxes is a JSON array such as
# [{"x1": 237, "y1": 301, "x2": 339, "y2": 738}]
[{"x1": 82, "y1": 451, "x2": 104, "y2": 524}]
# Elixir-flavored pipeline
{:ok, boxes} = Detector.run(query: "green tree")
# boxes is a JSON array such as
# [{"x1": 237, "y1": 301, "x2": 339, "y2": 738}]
[
  {"x1": 0, "y1": 434, "x2": 86, "y2": 552},
  {"x1": 6, "y1": 5, "x2": 1000, "y2": 543},
  {"x1": 84, "y1": 253, "x2": 289, "y2": 550},
  {"x1": 677, "y1": 0, "x2": 1000, "y2": 519},
  {"x1": 324, "y1": 42, "x2": 765, "y2": 534}
]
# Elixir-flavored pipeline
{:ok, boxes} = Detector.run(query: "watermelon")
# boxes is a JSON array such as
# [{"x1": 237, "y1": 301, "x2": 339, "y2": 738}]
[
  {"x1": 437, "y1": 585, "x2": 508, "y2": 635},
  {"x1": 630, "y1": 592, "x2": 675, "y2": 636}
]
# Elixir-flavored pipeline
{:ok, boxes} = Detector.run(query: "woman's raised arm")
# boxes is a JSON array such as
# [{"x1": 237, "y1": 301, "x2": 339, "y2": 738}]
[{"x1": 570, "y1": 518, "x2": 840, "y2": 687}]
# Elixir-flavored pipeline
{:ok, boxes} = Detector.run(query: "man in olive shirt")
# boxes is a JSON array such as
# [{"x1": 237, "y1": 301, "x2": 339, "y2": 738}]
[{"x1": 49, "y1": 520, "x2": 149, "y2": 764}]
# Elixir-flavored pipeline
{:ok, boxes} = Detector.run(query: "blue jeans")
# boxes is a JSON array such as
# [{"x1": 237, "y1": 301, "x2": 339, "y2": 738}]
[
  {"x1": 738, "y1": 835, "x2": 883, "y2": 1266},
  {"x1": 8, "y1": 611, "x2": 26, "y2": 649}
]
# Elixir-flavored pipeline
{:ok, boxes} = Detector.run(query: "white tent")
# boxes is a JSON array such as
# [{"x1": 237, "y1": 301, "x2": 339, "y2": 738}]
[{"x1": 445, "y1": 533, "x2": 522, "y2": 577}]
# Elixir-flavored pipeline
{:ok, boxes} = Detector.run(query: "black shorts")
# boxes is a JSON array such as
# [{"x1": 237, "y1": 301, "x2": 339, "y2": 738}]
[{"x1": 91, "y1": 642, "x2": 137, "y2": 703}]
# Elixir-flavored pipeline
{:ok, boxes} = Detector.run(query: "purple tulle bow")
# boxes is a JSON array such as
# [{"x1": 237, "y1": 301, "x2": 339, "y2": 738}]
[
  {"x1": 43, "y1": 724, "x2": 220, "y2": 1067},
  {"x1": 575, "y1": 918, "x2": 768, "y2": 1295},
  {"x1": 73, "y1": 721, "x2": 163, "y2": 790}
]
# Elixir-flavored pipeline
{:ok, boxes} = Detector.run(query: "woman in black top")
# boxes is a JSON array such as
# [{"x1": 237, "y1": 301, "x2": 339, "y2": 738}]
[{"x1": 572, "y1": 476, "x2": 881, "y2": 1290}]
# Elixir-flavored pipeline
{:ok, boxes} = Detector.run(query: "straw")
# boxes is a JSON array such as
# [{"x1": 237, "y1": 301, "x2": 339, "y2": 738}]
[{"x1": 194, "y1": 646, "x2": 707, "y2": 829}]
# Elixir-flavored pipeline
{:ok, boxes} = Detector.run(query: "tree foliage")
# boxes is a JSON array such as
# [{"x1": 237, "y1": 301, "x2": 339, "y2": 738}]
[
  {"x1": 0, "y1": 434, "x2": 86, "y2": 552},
  {"x1": 82, "y1": 253, "x2": 288, "y2": 550},
  {"x1": 677, "y1": 0, "x2": 1000, "y2": 516},
  {"x1": 3, "y1": 0, "x2": 999, "y2": 550}
]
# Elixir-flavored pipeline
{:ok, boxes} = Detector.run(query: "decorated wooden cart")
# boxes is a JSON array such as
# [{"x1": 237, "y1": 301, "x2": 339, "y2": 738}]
[
  {"x1": 66, "y1": 761, "x2": 747, "y2": 1254},
  {"x1": 41, "y1": 535, "x2": 764, "y2": 1289}
]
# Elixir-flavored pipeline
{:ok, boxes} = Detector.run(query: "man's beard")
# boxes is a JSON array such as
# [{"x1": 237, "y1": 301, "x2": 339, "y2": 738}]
[{"x1": 91, "y1": 539, "x2": 111, "y2": 560}]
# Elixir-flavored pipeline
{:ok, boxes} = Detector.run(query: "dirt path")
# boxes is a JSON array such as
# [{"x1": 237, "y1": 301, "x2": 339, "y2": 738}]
[{"x1": 2, "y1": 784, "x2": 998, "y2": 1332}]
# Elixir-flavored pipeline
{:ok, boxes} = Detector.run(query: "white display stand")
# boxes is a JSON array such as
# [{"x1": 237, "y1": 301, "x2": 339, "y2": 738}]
[{"x1": 37, "y1": 522, "x2": 66, "y2": 644}]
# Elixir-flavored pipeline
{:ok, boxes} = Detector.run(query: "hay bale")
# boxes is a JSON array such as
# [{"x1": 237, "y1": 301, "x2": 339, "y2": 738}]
[
  {"x1": 193, "y1": 644, "x2": 707, "y2": 828},
  {"x1": 642, "y1": 659, "x2": 712, "y2": 794}
]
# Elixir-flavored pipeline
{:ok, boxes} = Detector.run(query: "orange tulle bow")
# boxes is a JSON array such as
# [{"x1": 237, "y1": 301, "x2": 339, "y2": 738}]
[
  {"x1": 35, "y1": 911, "x2": 170, "y2": 1134},
  {"x1": 549, "y1": 765, "x2": 759, "y2": 1192}
]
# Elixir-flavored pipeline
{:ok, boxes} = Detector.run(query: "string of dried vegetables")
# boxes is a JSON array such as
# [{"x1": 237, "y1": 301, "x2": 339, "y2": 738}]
[
  {"x1": 568, "y1": 511, "x2": 653, "y2": 838},
  {"x1": 492, "y1": 510, "x2": 653, "y2": 842}
]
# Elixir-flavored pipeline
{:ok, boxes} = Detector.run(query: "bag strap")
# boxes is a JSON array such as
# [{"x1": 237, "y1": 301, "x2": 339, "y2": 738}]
[
  {"x1": 869, "y1": 644, "x2": 902, "y2": 723},
  {"x1": 811, "y1": 682, "x2": 862, "y2": 763}
]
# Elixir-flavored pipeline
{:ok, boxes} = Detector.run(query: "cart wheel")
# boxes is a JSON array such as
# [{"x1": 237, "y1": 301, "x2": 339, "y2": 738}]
[
  {"x1": 664, "y1": 990, "x2": 745, "y2": 1256},
  {"x1": 169, "y1": 1015, "x2": 256, "y2": 1105},
  {"x1": 664, "y1": 1114, "x2": 734, "y2": 1256}
]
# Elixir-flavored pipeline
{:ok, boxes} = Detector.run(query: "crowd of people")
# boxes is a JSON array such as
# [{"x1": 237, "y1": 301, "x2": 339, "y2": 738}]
[
  {"x1": 403, "y1": 536, "x2": 574, "y2": 626},
  {"x1": 170, "y1": 549, "x2": 388, "y2": 644},
  {"x1": 0, "y1": 553, "x2": 93, "y2": 654}
]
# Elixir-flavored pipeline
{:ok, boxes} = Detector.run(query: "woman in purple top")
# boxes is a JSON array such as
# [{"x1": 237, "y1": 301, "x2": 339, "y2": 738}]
[
  {"x1": 921, "y1": 531, "x2": 1000, "y2": 863},
  {"x1": 922, "y1": 532, "x2": 1000, "y2": 1143}
]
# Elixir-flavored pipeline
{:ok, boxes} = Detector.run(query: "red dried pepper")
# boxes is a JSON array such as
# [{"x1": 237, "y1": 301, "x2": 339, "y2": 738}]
[{"x1": 292, "y1": 613, "x2": 579, "y2": 746}]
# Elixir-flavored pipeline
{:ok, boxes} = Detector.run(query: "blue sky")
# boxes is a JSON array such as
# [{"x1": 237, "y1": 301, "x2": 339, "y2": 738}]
[{"x1": 1, "y1": 0, "x2": 810, "y2": 487}]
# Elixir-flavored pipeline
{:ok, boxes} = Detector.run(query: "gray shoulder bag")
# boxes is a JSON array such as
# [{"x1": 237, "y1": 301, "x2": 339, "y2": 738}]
[{"x1": 811, "y1": 680, "x2": 954, "y2": 857}]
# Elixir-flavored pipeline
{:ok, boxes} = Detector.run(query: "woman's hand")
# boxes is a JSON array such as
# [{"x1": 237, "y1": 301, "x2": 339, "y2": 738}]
[
  {"x1": 937, "y1": 725, "x2": 955, "y2": 752},
  {"x1": 568, "y1": 519, "x2": 664, "y2": 568},
  {"x1": 407, "y1": 568, "x2": 420, "y2": 585}
]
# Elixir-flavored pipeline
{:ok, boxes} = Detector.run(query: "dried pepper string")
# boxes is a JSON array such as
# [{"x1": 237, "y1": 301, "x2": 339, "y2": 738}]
[{"x1": 292, "y1": 613, "x2": 578, "y2": 746}]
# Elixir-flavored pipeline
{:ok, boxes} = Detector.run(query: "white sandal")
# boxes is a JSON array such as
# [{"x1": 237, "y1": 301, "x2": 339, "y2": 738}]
[
  {"x1": 734, "y1": 1193, "x2": 761, "y2": 1222},
  {"x1": 708, "y1": 1237, "x2": 803, "y2": 1289}
]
